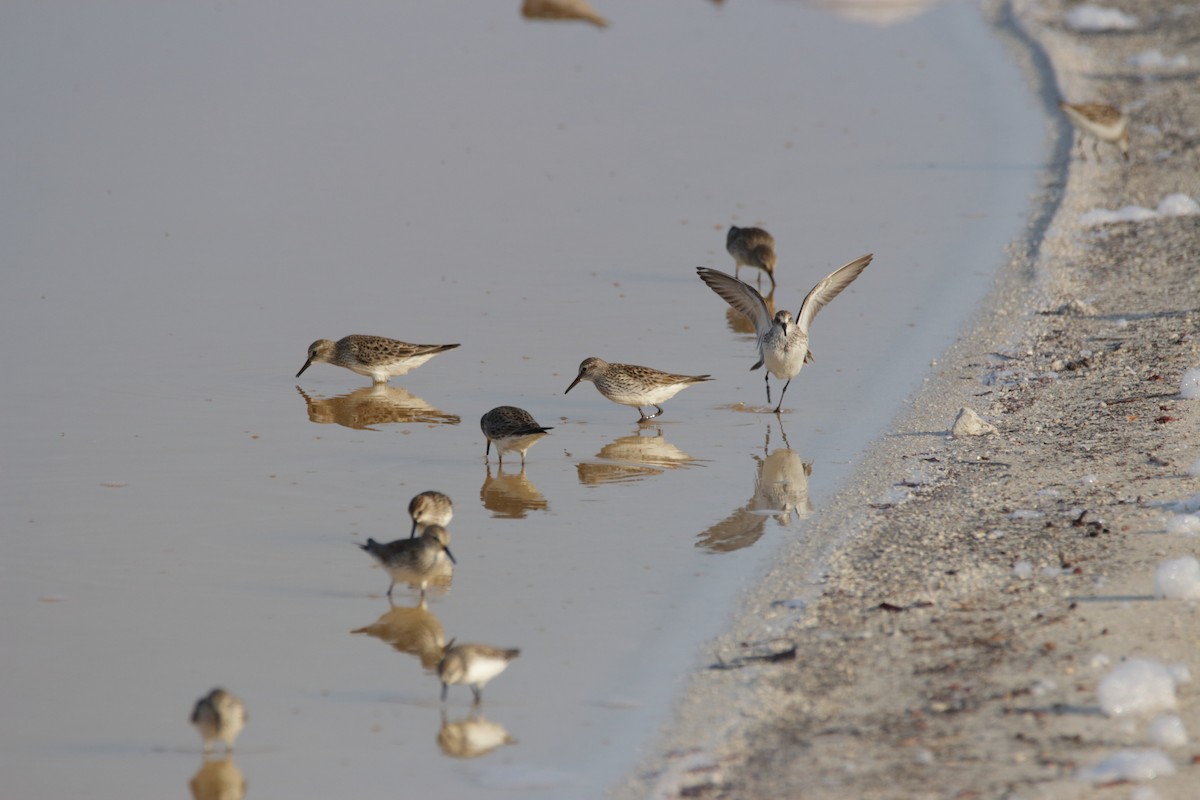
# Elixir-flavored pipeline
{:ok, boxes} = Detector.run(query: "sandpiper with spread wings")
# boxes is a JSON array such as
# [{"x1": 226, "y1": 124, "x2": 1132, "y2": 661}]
[{"x1": 697, "y1": 253, "x2": 872, "y2": 413}]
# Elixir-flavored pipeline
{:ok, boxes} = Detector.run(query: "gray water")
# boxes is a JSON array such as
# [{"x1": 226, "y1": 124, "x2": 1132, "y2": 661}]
[{"x1": 0, "y1": 1, "x2": 1045, "y2": 797}]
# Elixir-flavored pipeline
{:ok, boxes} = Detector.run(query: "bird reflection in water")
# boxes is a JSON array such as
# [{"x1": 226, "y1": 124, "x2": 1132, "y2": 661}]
[
  {"x1": 189, "y1": 757, "x2": 246, "y2": 800},
  {"x1": 520, "y1": 0, "x2": 607, "y2": 28},
  {"x1": 576, "y1": 426, "x2": 702, "y2": 485},
  {"x1": 437, "y1": 709, "x2": 518, "y2": 759},
  {"x1": 480, "y1": 464, "x2": 549, "y2": 519},
  {"x1": 351, "y1": 597, "x2": 446, "y2": 671},
  {"x1": 696, "y1": 421, "x2": 813, "y2": 553},
  {"x1": 295, "y1": 385, "x2": 460, "y2": 429}
]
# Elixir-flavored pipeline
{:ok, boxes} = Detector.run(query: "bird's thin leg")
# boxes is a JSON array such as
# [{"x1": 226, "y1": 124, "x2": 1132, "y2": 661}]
[
  {"x1": 387, "y1": 580, "x2": 395, "y2": 598},
  {"x1": 764, "y1": 373, "x2": 772, "y2": 405},
  {"x1": 441, "y1": 682, "x2": 449, "y2": 703},
  {"x1": 471, "y1": 687, "x2": 482, "y2": 706},
  {"x1": 520, "y1": 451, "x2": 526, "y2": 467},
  {"x1": 773, "y1": 379, "x2": 792, "y2": 414}
]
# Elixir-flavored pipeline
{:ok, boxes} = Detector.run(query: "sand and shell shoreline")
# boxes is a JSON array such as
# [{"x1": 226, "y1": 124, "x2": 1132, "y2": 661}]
[{"x1": 616, "y1": 1, "x2": 1200, "y2": 797}]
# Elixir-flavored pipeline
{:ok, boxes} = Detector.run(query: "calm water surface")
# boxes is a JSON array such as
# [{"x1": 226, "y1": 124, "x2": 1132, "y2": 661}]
[{"x1": 0, "y1": 1, "x2": 1044, "y2": 797}]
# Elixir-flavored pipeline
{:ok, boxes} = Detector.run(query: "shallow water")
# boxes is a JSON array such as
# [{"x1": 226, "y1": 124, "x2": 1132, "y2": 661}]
[{"x1": 0, "y1": 1, "x2": 1044, "y2": 797}]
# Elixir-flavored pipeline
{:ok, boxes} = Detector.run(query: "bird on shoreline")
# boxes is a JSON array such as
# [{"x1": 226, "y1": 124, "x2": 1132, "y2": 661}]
[
  {"x1": 438, "y1": 640, "x2": 521, "y2": 705},
  {"x1": 191, "y1": 688, "x2": 247, "y2": 754},
  {"x1": 480, "y1": 406, "x2": 554, "y2": 466},
  {"x1": 697, "y1": 253, "x2": 873, "y2": 413},
  {"x1": 726, "y1": 225, "x2": 777, "y2": 288},
  {"x1": 1058, "y1": 101, "x2": 1130, "y2": 163},
  {"x1": 565, "y1": 357, "x2": 712, "y2": 422},
  {"x1": 408, "y1": 491, "x2": 453, "y2": 538},
  {"x1": 296, "y1": 335, "x2": 460, "y2": 384},
  {"x1": 359, "y1": 525, "x2": 456, "y2": 598}
]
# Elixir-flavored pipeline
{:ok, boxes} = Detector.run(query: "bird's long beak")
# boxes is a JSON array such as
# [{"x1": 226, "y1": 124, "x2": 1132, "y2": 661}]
[
  {"x1": 443, "y1": 545, "x2": 457, "y2": 565},
  {"x1": 296, "y1": 358, "x2": 314, "y2": 378},
  {"x1": 565, "y1": 374, "x2": 583, "y2": 394}
]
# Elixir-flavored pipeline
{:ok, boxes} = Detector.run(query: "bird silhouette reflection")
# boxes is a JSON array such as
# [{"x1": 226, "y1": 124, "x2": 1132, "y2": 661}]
[
  {"x1": 352, "y1": 597, "x2": 446, "y2": 671},
  {"x1": 576, "y1": 426, "x2": 701, "y2": 485},
  {"x1": 520, "y1": 0, "x2": 607, "y2": 28},
  {"x1": 696, "y1": 422, "x2": 813, "y2": 552},
  {"x1": 295, "y1": 385, "x2": 460, "y2": 429},
  {"x1": 189, "y1": 756, "x2": 246, "y2": 800},
  {"x1": 437, "y1": 709, "x2": 518, "y2": 758},
  {"x1": 480, "y1": 464, "x2": 549, "y2": 518}
]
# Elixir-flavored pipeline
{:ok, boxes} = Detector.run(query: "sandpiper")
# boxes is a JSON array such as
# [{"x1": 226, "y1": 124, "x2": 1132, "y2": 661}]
[
  {"x1": 408, "y1": 491, "x2": 453, "y2": 538},
  {"x1": 697, "y1": 253, "x2": 872, "y2": 413},
  {"x1": 438, "y1": 640, "x2": 521, "y2": 705},
  {"x1": 296, "y1": 335, "x2": 459, "y2": 384},
  {"x1": 565, "y1": 357, "x2": 712, "y2": 421},
  {"x1": 727, "y1": 225, "x2": 777, "y2": 288},
  {"x1": 191, "y1": 688, "x2": 247, "y2": 754},
  {"x1": 1058, "y1": 101, "x2": 1130, "y2": 162},
  {"x1": 480, "y1": 406, "x2": 554, "y2": 466},
  {"x1": 359, "y1": 525, "x2": 456, "y2": 598}
]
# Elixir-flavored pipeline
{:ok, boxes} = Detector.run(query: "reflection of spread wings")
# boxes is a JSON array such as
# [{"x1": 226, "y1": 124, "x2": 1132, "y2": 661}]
[
  {"x1": 480, "y1": 467, "x2": 549, "y2": 519},
  {"x1": 696, "y1": 449, "x2": 813, "y2": 553},
  {"x1": 695, "y1": 505, "x2": 769, "y2": 553},
  {"x1": 352, "y1": 599, "x2": 446, "y2": 670},
  {"x1": 437, "y1": 711, "x2": 518, "y2": 758},
  {"x1": 297, "y1": 385, "x2": 460, "y2": 429},
  {"x1": 577, "y1": 429, "x2": 703, "y2": 486}
]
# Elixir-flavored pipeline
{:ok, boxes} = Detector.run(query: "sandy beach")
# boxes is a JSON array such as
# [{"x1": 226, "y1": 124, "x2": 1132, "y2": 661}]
[{"x1": 617, "y1": 0, "x2": 1200, "y2": 797}]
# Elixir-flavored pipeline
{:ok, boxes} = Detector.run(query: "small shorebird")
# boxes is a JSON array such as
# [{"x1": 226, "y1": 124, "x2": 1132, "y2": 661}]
[
  {"x1": 296, "y1": 335, "x2": 460, "y2": 384},
  {"x1": 480, "y1": 406, "x2": 554, "y2": 466},
  {"x1": 697, "y1": 253, "x2": 872, "y2": 413},
  {"x1": 727, "y1": 225, "x2": 777, "y2": 288},
  {"x1": 438, "y1": 640, "x2": 521, "y2": 705},
  {"x1": 565, "y1": 357, "x2": 712, "y2": 422},
  {"x1": 359, "y1": 525, "x2": 456, "y2": 598},
  {"x1": 408, "y1": 491, "x2": 453, "y2": 538},
  {"x1": 1058, "y1": 101, "x2": 1130, "y2": 162},
  {"x1": 191, "y1": 688, "x2": 247, "y2": 754}
]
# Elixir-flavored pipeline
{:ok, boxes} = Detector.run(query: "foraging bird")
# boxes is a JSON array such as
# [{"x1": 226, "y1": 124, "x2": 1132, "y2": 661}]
[
  {"x1": 480, "y1": 406, "x2": 554, "y2": 466},
  {"x1": 727, "y1": 225, "x2": 777, "y2": 288},
  {"x1": 697, "y1": 253, "x2": 873, "y2": 413},
  {"x1": 565, "y1": 357, "x2": 712, "y2": 422},
  {"x1": 438, "y1": 640, "x2": 521, "y2": 705},
  {"x1": 296, "y1": 334, "x2": 459, "y2": 384},
  {"x1": 190, "y1": 688, "x2": 246, "y2": 754},
  {"x1": 1058, "y1": 101, "x2": 1130, "y2": 163},
  {"x1": 358, "y1": 525, "x2": 456, "y2": 598},
  {"x1": 408, "y1": 491, "x2": 453, "y2": 538}
]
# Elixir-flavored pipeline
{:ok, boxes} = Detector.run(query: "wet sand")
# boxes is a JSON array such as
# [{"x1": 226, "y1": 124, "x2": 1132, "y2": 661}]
[{"x1": 618, "y1": 0, "x2": 1200, "y2": 797}]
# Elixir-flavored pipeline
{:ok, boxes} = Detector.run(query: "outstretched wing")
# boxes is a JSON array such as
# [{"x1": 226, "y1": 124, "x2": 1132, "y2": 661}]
[
  {"x1": 696, "y1": 267, "x2": 773, "y2": 338},
  {"x1": 794, "y1": 254, "x2": 873, "y2": 335}
]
